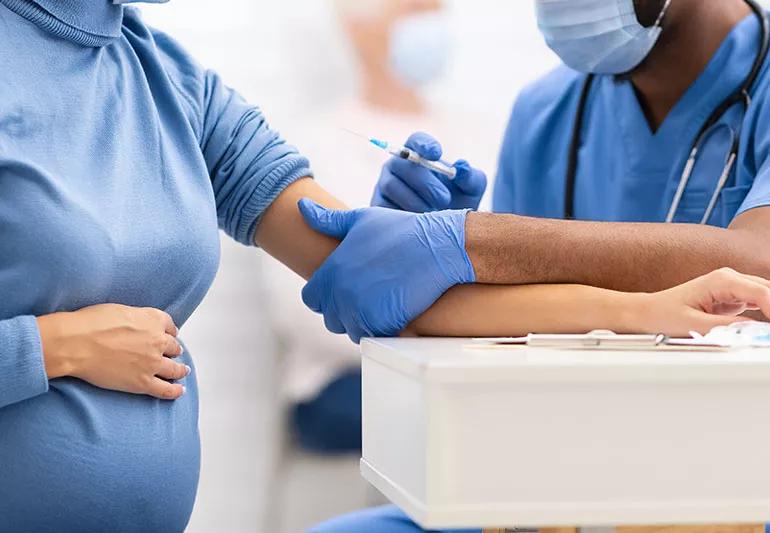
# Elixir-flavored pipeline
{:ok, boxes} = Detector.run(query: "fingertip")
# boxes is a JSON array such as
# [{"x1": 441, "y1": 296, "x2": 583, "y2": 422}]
[
  {"x1": 184, "y1": 364, "x2": 191, "y2": 377},
  {"x1": 301, "y1": 282, "x2": 322, "y2": 313},
  {"x1": 758, "y1": 286, "x2": 770, "y2": 319},
  {"x1": 165, "y1": 383, "x2": 185, "y2": 401},
  {"x1": 454, "y1": 159, "x2": 471, "y2": 174},
  {"x1": 405, "y1": 131, "x2": 442, "y2": 161},
  {"x1": 297, "y1": 197, "x2": 319, "y2": 217},
  {"x1": 453, "y1": 159, "x2": 487, "y2": 194}
]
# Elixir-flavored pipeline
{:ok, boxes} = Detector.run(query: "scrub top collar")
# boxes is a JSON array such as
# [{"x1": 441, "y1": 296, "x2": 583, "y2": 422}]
[
  {"x1": 0, "y1": 0, "x2": 125, "y2": 47},
  {"x1": 609, "y1": 10, "x2": 763, "y2": 174}
]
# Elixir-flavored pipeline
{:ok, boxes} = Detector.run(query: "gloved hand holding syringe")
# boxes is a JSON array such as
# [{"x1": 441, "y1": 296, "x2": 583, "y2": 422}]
[
  {"x1": 343, "y1": 128, "x2": 457, "y2": 179},
  {"x1": 363, "y1": 131, "x2": 488, "y2": 212}
]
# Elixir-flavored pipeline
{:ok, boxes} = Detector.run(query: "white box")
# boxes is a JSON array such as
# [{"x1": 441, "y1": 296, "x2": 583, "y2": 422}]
[{"x1": 360, "y1": 337, "x2": 770, "y2": 529}]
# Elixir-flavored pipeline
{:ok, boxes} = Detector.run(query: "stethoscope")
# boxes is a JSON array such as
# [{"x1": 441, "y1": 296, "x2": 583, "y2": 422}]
[{"x1": 564, "y1": 0, "x2": 770, "y2": 223}]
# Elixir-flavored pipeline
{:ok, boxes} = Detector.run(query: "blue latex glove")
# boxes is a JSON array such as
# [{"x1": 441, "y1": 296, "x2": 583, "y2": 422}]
[
  {"x1": 299, "y1": 199, "x2": 476, "y2": 343},
  {"x1": 371, "y1": 132, "x2": 487, "y2": 212}
]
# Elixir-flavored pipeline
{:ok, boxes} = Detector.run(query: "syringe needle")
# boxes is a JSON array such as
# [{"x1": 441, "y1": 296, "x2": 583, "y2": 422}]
[{"x1": 340, "y1": 127, "x2": 370, "y2": 140}]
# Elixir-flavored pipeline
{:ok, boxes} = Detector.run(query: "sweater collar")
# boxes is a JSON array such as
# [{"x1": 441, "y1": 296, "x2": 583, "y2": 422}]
[{"x1": 1, "y1": 0, "x2": 125, "y2": 47}]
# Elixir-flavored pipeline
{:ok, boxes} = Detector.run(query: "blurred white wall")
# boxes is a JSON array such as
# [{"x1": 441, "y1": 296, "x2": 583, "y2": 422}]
[{"x1": 138, "y1": 1, "x2": 555, "y2": 531}]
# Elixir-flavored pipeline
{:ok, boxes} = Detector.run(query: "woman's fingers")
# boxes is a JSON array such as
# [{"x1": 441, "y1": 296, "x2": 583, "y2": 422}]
[
  {"x1": 687, "y1": 310, "x2": 748, "y2": 336},
  {"x1": 706, "y1": 268, "x2": 770, "y2": 319},
  {"x1": 155, "y1": 356, "x2": 191, "y2": 381},
  {"x1": 737, "y1": 271, "x2": 770, "y2": 290},
  {"x1": 144, "y1": 307, "x2": 178, "y2": 336},
  {"x1": 146, "y1": 377, "x2": 186, "y2": 401},
  {"x1": 163, "y1": 334, "x2": 183, "y2": 357}
]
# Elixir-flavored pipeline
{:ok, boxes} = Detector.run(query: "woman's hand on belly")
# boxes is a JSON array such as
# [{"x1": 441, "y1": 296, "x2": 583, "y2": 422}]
[{"x1": 37, "y1": 304, "x2": 189, "y2": 400}]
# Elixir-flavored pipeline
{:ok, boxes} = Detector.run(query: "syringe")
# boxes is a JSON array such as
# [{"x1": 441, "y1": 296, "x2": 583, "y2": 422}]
[{"x1": 344, "y1": 129, "x2": 457, "y2": 180}]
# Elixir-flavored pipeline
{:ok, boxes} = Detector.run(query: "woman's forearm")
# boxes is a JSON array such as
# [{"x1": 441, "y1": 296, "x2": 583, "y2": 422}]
[
  {"x1": 410, "y1": 283, "x2": 643, "y2": 337},
  {"x1": 256, "y1": 178, "x2": 345, "y2": 280}
]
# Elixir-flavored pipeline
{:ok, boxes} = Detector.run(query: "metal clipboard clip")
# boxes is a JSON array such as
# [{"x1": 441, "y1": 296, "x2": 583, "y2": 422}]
[
  {"x1": 471, "y1": 330, "x2": 729, "y2": 351},
  {"x1": 526, "y1": 330, "x2": 668, "y2": 349}
]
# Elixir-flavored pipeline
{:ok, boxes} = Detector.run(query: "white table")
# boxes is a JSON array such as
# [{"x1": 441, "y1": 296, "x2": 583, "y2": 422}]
[{"x1": 360, "y1": 337, "x2": 770, "y2": 533}]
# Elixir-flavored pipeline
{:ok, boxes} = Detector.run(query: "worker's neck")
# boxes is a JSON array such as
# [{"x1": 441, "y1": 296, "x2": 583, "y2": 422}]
[{"x1": 629, "y1": 0, "x2": 751, "y2": 132}]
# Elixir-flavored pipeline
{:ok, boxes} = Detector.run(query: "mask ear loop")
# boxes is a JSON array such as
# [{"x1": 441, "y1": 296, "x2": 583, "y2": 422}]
[{"x1": 653, "y1": 0, "x2": 673, "y2": 28}]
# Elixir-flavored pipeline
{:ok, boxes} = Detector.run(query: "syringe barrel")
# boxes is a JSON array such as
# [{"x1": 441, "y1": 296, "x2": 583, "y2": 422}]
[{"x1": 390, "y1": 146, "x2": 457, "y2": 180}]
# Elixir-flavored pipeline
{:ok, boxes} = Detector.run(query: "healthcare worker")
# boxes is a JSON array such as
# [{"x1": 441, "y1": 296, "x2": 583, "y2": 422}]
[{"x1": 310, "y1": 0, "x2": 770, "y2": 531}]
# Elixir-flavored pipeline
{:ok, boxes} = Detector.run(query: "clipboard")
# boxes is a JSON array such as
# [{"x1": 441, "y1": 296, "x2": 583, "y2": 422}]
[{"x1": 471, "y1": 330, "x2": 731, "y2": 351}]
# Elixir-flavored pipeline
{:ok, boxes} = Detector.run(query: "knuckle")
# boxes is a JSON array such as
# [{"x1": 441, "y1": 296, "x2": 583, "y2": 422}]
[
  {"x1": 151, "y1": 333, "x2": 166, "y2": 351},
  {"x1": 138, "y1": 374, "x2": 154, "y2": 390},
  {"x1": 157, "y1": 309, "x2": 173, "y2": 324},
  {"x1": 144, "y1": 349, "x2": 163, "y2": 367},
  {"x1": 708, "y1": 268, "x2": 732, "y2": 282}
]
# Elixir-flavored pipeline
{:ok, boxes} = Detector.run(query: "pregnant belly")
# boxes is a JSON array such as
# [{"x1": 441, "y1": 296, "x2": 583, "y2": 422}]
[{"x1": 0, "y1": 355, "x2": 199, "y2": 533}]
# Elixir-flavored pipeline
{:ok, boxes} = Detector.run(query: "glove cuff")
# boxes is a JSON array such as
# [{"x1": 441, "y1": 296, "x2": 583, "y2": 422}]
[{"x1": 422, "y1": 209, "x2": 476, "y2": 286}]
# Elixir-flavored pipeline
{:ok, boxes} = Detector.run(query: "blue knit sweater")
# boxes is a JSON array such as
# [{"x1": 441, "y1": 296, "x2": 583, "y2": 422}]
[{"x1": 0, "y1": 1, "x2": 310, "y2": 531}]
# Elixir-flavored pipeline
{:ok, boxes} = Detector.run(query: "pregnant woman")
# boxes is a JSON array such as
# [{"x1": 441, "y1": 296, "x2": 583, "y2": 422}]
[{"x1": 2, "y1": 2, "x2": 770, "y2": 532}]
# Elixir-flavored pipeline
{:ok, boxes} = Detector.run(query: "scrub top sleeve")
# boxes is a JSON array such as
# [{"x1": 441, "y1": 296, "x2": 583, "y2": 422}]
[
  {"x1": 492, "y1": 102, "x2": 520, "y2": 213},
  {"x1": 0, "y1": 315, "x2": 48, "y2": 409},
  {"x1": 736, "y1": 94, "x2": 770, "y2": 217},
  {"x1": 737, "y1": 159, "x2": 770, "y2": 215},
  {"x1": 199, "y1": 70, "x2": 312, "y2": 246}
]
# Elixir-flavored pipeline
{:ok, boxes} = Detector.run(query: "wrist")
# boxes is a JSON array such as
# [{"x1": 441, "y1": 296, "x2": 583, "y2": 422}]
[
  {"x1": 463, "y1": 211, "x2": 508, "y2": 284},
  {"x1": 463, "y1": 211, "x2": 484, "y2": 281},
  {"x1": 610, "y1": 291, "x2": 655, "y2": 333},
  {"x1": 36, "y1": 313, "x2": 77, "y2": 379}
]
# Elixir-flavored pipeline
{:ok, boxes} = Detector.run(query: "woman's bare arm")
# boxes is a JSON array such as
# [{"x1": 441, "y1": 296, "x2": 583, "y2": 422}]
[
  {"x1": 408, "y1": 283, "x2": 640, "y2": 337},
  {"x1": 255, "y1": 178, "x2": 344, "y2": 280}
]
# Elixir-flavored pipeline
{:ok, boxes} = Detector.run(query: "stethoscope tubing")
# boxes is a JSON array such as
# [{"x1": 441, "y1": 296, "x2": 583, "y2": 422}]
[{"x1": 564, "y1": 0, "x2": 770, "y2": 224}]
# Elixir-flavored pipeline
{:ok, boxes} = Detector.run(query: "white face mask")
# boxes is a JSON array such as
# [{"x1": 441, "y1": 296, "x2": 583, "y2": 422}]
[
  {"x1": 535, "y1": 0, "x2": 672, "y2": 75},
  {"x1": 388, "y1": 12, "x2": 452, "y2": 87}
]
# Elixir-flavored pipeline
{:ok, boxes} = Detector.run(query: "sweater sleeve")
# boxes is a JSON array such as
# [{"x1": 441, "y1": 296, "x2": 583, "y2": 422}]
[
  {"x1": 146, "y1": 23, "x2": 313, "y2": 246},
  {"x1": 199, "y1": 70, "x2": 312, "y2": 245},
  {"x1": 0, "y1": 315, "x2": 48, "y2": 409}
]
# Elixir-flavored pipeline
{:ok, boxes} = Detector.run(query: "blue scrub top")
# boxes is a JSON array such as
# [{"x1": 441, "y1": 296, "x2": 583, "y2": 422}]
[{"x1": 494, "y1": 12, "x2": 770, "y2": 227}]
